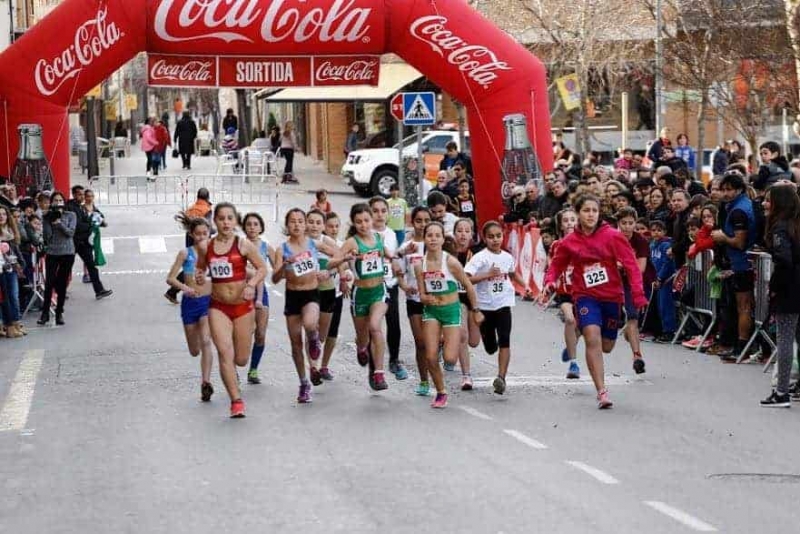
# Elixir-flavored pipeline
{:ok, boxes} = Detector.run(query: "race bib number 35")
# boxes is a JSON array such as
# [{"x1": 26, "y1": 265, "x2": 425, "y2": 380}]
[
  {"x1": 583, "y1": 265, "x2": 609, "y2": 288},
  {"x1": 363, "y1": 251, "x2": 383, "y2": 276},
  {"x1": 424, "y1": 272, "x2": 447, "y2": 293},
  {"x1": 490, "y1": 276, "x2": 505, "y2": 294},
  {"x1": 291, "y1": 251, "x2": 317, "y2": 277},
  {"x1": 210, "y1": 260, "x2": 233, "y2": 279}
]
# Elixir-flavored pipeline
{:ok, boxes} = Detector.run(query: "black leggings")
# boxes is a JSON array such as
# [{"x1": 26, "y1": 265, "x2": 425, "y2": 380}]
[
  {"x1": 282, "y1": 148, "x2": 295, "y2": 175},
  {"x1": 480, "y1": 307, "x2": 513, "y2": 355},
  {"x1": 76, "y1": 240, "x2": 105, "y2": 295},
  {"x1": 385, "y1": 285, "x2": 401, "y2": 364},
  {"x1": 43, "y1": 254, "x2": 75, "y2": 315},
  {"x1": 328, "y1": 295, "x2": 344, "y2": 339}
]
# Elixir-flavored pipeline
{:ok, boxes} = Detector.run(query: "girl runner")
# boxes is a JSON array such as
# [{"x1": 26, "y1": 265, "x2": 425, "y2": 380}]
[
  {"x1": 397, "y1": 206, "x2": 432, "y2": 395},
  {"x1": 336, "y1": 203, "x2": 395, "y2": 391},
  {"x1": 167, "y1": 215, "x2": 215, "y2": 401},
  {"x1": 306, "y1": 209, "x2": 341, "y2": 385},
  {"x1": 369, "y1": 196, "x2": 408, "y2": 380},
  {"x1": 417, "y1": 222, "x2": 482, "y2": 408},
  {"x1": 465, "y1": 221, "x2": 526, "y2": 395},
  {"x1": 242, "y1": 212, "x2": 275, "y2": 385},
  {"x1": 542, "y1": 194, "x2": 647, "y2": 409},
  {"x1": 272, "y1": 209, "x2": 337, "y2": 403},
  {"x1": 616, "y1": 206, "x2": 649, "y2": 375},
  {"x1": 454, "y1": 218, "x2": 483, "y2": 390},
  {"x1": 320, "y1": 212, "x2": 350, "y2": 380},
  {"x1": 195, "y1": 203, "x2": 268, "y2": 418},
  {"x1": 552, "y1": 208, "x2": 582, "y2": 379}
]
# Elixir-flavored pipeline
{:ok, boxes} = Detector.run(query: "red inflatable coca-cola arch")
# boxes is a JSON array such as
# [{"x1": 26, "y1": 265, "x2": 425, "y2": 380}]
[{"x1": 0, "y1": 0, "x2": 551, "y2": 220}]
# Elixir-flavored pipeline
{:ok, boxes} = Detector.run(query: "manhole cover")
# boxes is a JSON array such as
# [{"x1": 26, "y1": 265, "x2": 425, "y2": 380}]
[{"x1": 708, "y1": 473, "x2": 800, "y2": 483}]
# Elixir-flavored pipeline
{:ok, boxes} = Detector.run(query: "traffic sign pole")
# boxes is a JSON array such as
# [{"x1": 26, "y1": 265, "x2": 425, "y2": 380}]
[
  {"x1": 417, "y1": 126, "x2": 424, "y2": 205},
  {"x1": 397, "y1": 119, "x2": 404, "y2": 197}
]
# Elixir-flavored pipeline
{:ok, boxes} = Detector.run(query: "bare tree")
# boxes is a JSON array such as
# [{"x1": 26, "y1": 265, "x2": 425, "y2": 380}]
[{"x1": 518, "y1": 0, "x2": 653, "y2": 156}]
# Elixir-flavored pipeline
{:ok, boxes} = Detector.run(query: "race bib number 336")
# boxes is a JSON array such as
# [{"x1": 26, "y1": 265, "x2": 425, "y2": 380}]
[{"x1": 291, "y1": 251, "x2": 317, "y2": 277}]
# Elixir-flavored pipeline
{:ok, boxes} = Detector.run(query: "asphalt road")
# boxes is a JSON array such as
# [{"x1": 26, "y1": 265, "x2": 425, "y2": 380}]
[{"x1": 1, "y1": 192, "x2": 799, "y2": 533}]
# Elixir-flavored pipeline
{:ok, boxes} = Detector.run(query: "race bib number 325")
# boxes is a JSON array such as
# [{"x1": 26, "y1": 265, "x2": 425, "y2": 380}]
[
  {"x1": 210, "y1": 260, "x2": 233, "y2": 279},
  {"x1": 583, "y1": 265, "x2": 609, "y2": 288}
]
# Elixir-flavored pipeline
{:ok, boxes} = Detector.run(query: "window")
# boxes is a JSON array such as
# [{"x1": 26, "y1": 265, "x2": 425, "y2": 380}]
[{"x1": 422, "y1": 135, "x2": 452, "y2": 154}]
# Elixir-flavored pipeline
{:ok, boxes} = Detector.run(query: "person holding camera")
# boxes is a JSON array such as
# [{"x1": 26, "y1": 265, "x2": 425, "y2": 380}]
[{"x1": 39, "y1": 191, "x2": 76, "y2": 326}]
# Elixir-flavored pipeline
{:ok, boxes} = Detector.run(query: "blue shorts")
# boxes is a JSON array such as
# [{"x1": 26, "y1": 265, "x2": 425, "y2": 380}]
[
  {"x1": 575, "y1": 297, "x2": 622, "y2": 341},
  {"x1": 254, "y1": 286, "x2": 270, "y2": 308},
  {"x1": 181, "y1": 295, "x2": 211, "y2": 325}
]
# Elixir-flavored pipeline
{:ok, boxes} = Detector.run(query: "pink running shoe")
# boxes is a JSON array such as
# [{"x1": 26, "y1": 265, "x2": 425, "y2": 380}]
[
  {"x1": 682, "y1": 336, "x2": 702, "y2": 349},
  {"x1": 597, "y1": 389, "x2": 613, "y2": 410},
  {"x1": 308, "y1": 334, "x2": 321, "y2": 361},
  {"x1": 431, "y1": 393, "x2": 448, "y2": 409}
]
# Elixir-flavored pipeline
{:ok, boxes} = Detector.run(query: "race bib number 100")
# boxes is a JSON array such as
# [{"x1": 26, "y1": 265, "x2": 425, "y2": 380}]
[
  {"x1": 210, "y1": 260, "x2": 233, "y2": 279},
  {"x1": 583, "y1": 265, "x2": 609, "y2": 288}
]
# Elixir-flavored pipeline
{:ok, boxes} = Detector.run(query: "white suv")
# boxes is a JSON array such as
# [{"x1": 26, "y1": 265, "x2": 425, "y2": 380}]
[{"x1": 341, "y1": 130, "x2": 470, "y2": 197}]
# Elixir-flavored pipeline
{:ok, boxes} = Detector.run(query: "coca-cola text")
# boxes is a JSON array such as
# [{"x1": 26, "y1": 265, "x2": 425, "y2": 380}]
[{"x1": 314, "y1": 57, "x2": 378, "y2": 86}]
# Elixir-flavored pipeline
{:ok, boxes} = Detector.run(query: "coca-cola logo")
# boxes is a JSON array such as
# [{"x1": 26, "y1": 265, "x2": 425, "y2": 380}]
[
  {"x1": 34, "y1": 8, "x2": 123, "y2": 97},
  {"x1": 154, "y1": 0, "x2": 373, "y2": 45},
  {"x1": 150, "y1": 59, "x2": 214, "y2": 82},
  {"x1": 315, "y1": 59, "x2": 377, "y2": 82},
  {"x1": 409, "y1": 15, "x2": 511, "y2": 88}
]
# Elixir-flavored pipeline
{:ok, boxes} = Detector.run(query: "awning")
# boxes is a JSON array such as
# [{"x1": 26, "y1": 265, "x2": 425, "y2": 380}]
[{"x1": 255, "y1": 63, "x2": 423, "y2": 102}]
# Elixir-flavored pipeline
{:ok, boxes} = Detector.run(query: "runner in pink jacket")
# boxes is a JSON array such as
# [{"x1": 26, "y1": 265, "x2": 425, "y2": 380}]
[{"x1": 542, "y1": 194, "x2": 646, "y2": 410}]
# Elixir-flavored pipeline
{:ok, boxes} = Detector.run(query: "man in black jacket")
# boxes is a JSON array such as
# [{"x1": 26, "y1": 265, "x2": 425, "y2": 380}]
[{"x1": 67, "y1": 185, "x2": 112, "y2": 300}]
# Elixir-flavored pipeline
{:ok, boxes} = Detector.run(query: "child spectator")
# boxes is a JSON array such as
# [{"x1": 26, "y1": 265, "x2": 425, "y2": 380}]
[
  {"x1": 649, "y1": 219, "x2": 677, "y2": 343},
  {"x1": 688, "y1": 205, "x2": 718, "y2": 259},
  {"x1": 386, "y1": 184, "x2": 409, "y2": 245},
  {"x1": 635, "y1": 218, "x2": 650, "y2": 240},
  {"x1": 310, "y1": 188, "x2": 332, "y2": 214}
]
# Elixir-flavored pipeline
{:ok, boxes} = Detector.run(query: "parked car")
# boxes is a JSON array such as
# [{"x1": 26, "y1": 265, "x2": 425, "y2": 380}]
[{"x1": 342, "y1": 130, "x2": 470, "y2": 197}]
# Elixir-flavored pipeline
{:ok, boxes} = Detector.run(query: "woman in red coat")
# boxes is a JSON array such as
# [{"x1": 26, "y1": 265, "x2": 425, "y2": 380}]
[{"x1": 155, "y1": 120, "x2": 172, "y2": 172}]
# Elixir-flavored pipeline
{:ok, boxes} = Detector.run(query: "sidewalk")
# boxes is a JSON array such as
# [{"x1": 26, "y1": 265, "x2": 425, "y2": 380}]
[{"x1": 70, "y1": 142, "x2": 354, "y2": 196}]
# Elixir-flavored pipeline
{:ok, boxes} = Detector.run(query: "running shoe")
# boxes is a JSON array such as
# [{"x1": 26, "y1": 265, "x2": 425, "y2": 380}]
[
  {"x1": 163, "y1": 291, "x2": 179, "y2": 305},
  {"x1": 247, "y1": 369, "x2": 261, "y2": 385},
  {"x1": 790, "y1": 382, "x2": 800, "y2": 401},
  {"x1": 561, "y1": 347, "x2": 570, "y2": 363},
  {"x1": 597, "y1": 389, "x2": 613, "y2": 410},
  {"x1": 443, "y1": 361, "x2": 456, "y2": 372},
  {"x1": 369, "y1": 371, "x2": 388, "y2": 391},
  {"x1": 566, "y1": 361, "x2": 581, "y2": 380},
  {"x1": 493, "y1": 376, "x2": 506, "y2": 395},
  {"x1": 308, "y1": 335, "x2": 321, "y2": 361},
  {"x1": 201, "y1": 382, "x2": 214, "y2": 402},
  {"x1": 654, "y1": 333, "x2": 674, "y2": 344},
  {"x1": 297, "y1": 383, "x2": 312, "y2": 404},
  {"x1": 639, "y1": 332, "x2": 656, "y2": 342},
  {"x1": 230, "y1": 399, "x2": 246, "y2": 418},
  {"x1": 356, "y1": 347, "x2": 369, "y2": 367},
  {"x1": 461, "y1": 375, "x2": 473, "y2": 391},
  {"x1": 389, "y1": 361, "x2": 409, "y2": 381},
  {"x1": 682, "y1": 335, "x2": 703, "y2": 349},
  {"x1": 415, "y1": 381, "x2": 431, "y2": 396},
  {"x1": 431, "y1": 393, "x2": 448, "y2": 409},
  {"x1": 320, "y1": 367, "x2": 334, "y2": 381},
  {"x1": 309, "y1": 366, "x2": 323, "y2": 386},
  {"x1": 95, "y1": 289, "x2": 114, "y2": 300},
  {"x1": 633, "y1": 357, "x2": 646, "y2": 375},
  {"x1": 760, "y1": 390, "x2": 791, "y2": 408}
]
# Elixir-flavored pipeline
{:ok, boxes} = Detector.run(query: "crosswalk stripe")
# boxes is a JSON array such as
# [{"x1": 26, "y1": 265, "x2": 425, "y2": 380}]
[
  {"x1": 0, "y1": 350, "x2": 45, "y2": 432},
  {"x1": 101, "y1": 237, "x2": 115, "y2": 255},
  {"x1": 139, "y1": 236, "x2": 167, "y2": 254}
]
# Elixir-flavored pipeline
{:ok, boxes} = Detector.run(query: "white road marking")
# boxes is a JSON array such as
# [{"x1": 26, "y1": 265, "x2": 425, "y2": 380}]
[
  {"x1": 644, "y1": 501, "x2": 718, "y2": 532},
  {"x1": 139, "y1": 236, "x2": 167, "y2": 254},
  {"x1": 458, "y1": 406, "x2": 493, "y2": 421},
  {"x1": 107, "y1": 234, "x2": 184, "y2": 240},
  {"x1": 503, "y1": 429, "x2": 548, "y2": 450},
  {"x1": 472, "y1": 375, "x2": 649, "y2": 387},
  {"x1": 74, "y1": 269, "x2": 169, "y2": 276},
  {"x1": 101, "y1": 237, "x2": 115, "y2": 255},
  {"x1": 566, "y1": 461, "x2": 620, "y2": 485},
  {"x1": 0, "y1": 350, "x2": 45, "y2": 432}
]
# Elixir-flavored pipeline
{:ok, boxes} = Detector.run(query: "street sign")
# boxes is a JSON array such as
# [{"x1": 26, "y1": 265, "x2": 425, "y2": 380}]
[
  {"x1": 390, "y1": 93, "x2": 404, "y2": 122},
  {"x1": 402, "y1": 92, "x2": 436, "y2": 126}
]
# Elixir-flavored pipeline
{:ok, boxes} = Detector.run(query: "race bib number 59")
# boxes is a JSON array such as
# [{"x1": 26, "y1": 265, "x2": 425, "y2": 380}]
[
  {"x1": 583, "y1": 265, "x2": 609, "y2": 288},
  {"x1": 210, "y1": 260, "x2": 233, "y2": 279},
  {"x1": 424, "y1": 272, "x2": 447, "y2": 293}
]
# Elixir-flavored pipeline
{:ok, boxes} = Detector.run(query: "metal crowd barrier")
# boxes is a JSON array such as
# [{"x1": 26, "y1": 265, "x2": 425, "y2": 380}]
[
  {"x1": 673, "y1": 251, "x2": 717, "y2": 349},
  {"x1": 89, "y1": 174, "x2": 280, "y2": 222},
  {"x1": 736, "y1": 251, "x2": 776, "y2": 371}
]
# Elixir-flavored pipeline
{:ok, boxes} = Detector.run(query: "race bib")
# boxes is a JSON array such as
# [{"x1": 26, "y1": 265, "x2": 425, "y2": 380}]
[
  {"x1": 489, "y1": 276, "x2": 506, "y2": 294},
  {"x1": 583, "y1": 264, "x2": 609, "y2": 288},
  {"x1": 362, "y1": 251, "x2": 383, "y2": 276},
  {"x1": 291, "y1": 251, "x2": 317, "y2": 277},
  {"x1": 209, "y1": 260, "x2": 233, "y2": 279},
  {"x1": 460, "y1": 201, "x2": 474, "y2": 213},
  {"x1": 424, "y1": 272, "x2": 448, "y2": 293}
]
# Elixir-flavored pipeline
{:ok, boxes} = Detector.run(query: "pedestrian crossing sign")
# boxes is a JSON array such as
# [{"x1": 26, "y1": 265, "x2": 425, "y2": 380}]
[{"x1": 402, "y1": 92, "x2": 436, "y2": 126}]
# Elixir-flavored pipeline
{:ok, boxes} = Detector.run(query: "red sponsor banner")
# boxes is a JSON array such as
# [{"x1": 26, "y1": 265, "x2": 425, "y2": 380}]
[
  {"x1": 313, "y1": 56, "x2": 379, "y2": 86},
  {"x1": 218, "y1": 57, "x2": 312, "y2": 88},
  {"x1": 502, "y1": 222, "x2": 548, "y2": 297},
  {"x1": 148, "y1": 0, "x2": 386, "y2": 56},
  {"x1": 148, "y1": 54, "x2": 217, "y2": 87}
]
